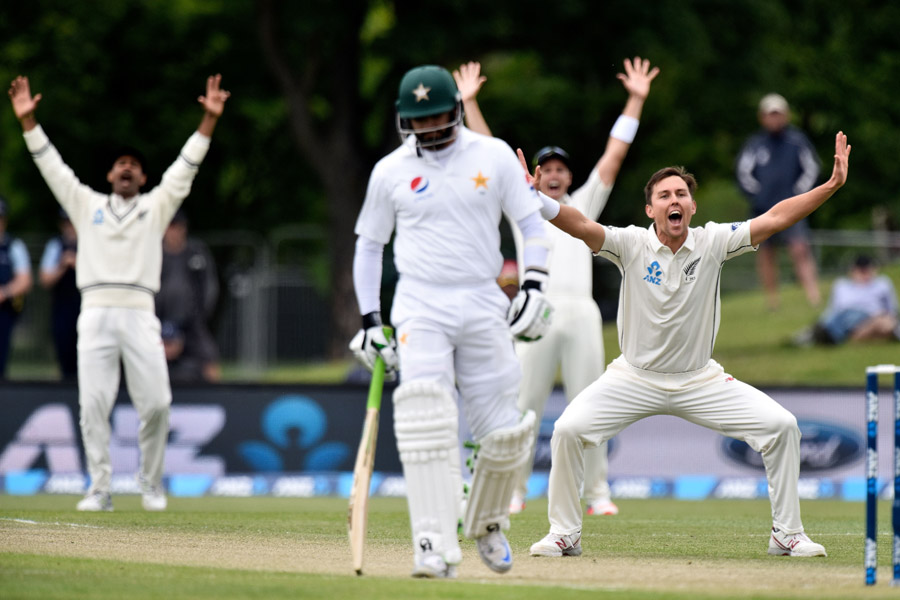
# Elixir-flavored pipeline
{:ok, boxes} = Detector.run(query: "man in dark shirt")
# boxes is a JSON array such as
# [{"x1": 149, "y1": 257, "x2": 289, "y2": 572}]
[
  {"x1": 40, "y1": 209, "x2": 80, "y2": 379},
  {"x1": 155, "y1": 209, "x2": 220, "y2": 382},
  {"x1": 736, "y1": 93, "x2": 821, "y2": 310}
]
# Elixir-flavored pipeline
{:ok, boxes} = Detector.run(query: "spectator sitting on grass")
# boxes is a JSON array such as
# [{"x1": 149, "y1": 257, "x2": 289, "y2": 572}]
[{"x1": 793, "y1": 255, "x2": 900, "y2": 346}]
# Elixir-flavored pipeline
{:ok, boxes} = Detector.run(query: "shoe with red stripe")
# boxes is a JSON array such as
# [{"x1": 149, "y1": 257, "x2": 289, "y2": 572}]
[
  {"x1": 768, "y1": 527, "x2": 826, "y2": 557},
  {"x1": 530, "y1": 531, "x2": 582, "y2": 557},
  {"x1": 586, "y1": 499, "x2": 618, "y2": 516},
  {"x1": 509, "y1": 492, "x2": 526, "y2": 515}
]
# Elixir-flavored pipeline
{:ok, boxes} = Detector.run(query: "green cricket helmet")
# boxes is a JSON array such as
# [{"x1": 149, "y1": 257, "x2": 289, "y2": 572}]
[{"x1": 395, "y1": 65, "x2": 463, "y2": 148}]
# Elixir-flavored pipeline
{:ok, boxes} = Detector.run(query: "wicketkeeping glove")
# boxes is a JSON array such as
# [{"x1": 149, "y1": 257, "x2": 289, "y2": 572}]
[
  {"x1": 349, "y1": 311, "x2": 399, "y2": 379},
  {"x1": 507, "y1": 268, "x2": 553, "y2": 342}
]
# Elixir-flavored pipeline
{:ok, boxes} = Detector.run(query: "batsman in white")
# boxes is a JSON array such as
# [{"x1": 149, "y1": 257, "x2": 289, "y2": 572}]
[
  {"x1": 526, "y1": 131, "x2": 851, "y2": 559},
  {"x1": 454, "y1": 58, "x2": 659, "y2": 517},
  {"x1": 350, "y1": 64, "x2": 552, "y2": 578},
  {"x1": 8, "y1": 74, "x2": 230, "y2": 512}
]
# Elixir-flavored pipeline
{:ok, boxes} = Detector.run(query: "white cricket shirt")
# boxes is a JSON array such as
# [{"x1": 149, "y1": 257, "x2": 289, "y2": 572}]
[
  {"x1": 24, "y1": 125, "x2": 210, "y2": 311},
  {"x1": 355, "y1": 127, "x2": 541, "y2": 284},
  {"x1": 599, "y1": 220, "x2": 756, "y2": 373}
]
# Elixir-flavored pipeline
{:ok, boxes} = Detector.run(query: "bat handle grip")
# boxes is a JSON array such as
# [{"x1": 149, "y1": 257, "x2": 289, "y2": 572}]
[{"x1": 366, "y1": 326, "x2": 391, "y2": 410}]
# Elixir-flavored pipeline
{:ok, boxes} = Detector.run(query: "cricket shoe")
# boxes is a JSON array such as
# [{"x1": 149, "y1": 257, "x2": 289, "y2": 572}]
[
  {"x1": 509, "y1": 492, "x2": 526, "y2": 515},
  {"x1": 411, "y1": 553, "x2": 458, "y2": 579},
  {"x1": 139, "y1": 476, "x2": 168, "y2": 511},
  {"x1": 768, "y1": 528, "x2": 827, "y2": 557},
  {"x1": 76, "y1": 491, "x2": 113, "y2": 512},
  {"x1": 586, "y1": 499, "x2": 619, "y2": 516},
  {"x1": 476, "y1": 523, "x2": 513, "y2": 573},
  {"x1": 530, "y1": 531, "x2": 582, "y2": 557}
]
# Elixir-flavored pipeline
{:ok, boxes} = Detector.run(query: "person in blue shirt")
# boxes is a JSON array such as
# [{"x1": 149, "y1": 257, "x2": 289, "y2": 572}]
[
  {"x1": 0, "y1": 196, "x2": 33, "y2": 378},
  {"x1": 736, "y1": 93, "x2": 821, "y2": 310},
  {"x1": 39, "y1": 209, "x2": 80, "y2": 379}
]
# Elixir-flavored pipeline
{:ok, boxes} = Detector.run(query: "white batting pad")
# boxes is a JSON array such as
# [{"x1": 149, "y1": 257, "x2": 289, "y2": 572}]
[
  {"x1": 393, "y1": 381, "x2": 463, "y2": 565},
  {"x1": 463, "y1": 410, "x2": 536, "y2": 538}
]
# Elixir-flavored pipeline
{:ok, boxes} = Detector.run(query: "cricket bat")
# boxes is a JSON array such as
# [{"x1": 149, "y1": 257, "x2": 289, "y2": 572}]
[{"x1": 348, "y1": 345, "x2": 388, "y2": 576}]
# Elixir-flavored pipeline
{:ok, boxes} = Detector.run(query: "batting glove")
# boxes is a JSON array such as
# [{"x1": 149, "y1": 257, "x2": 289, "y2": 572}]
[
  {"x1": 349, "y1": 311, "x2": 399, "y2": 379},
  {"x1": 507, "y1": 268, "x2": 553, "y2": 342}
]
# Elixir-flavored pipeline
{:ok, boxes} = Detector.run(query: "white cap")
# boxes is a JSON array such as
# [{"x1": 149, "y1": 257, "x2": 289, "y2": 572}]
[{"x1": 759, "y1": 93, "x2": 789, "y2": 114}]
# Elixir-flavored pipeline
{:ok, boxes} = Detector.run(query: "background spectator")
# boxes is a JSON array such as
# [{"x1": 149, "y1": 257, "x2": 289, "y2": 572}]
[
  {"x1": 736, "y1": 93, "x2": 821, "y2": 310},
  {"x1": 156, "y1": 209, "x2": 221, "y2": 382},
  {"x1": 0, "y1": 196, "x2": 33, "y2": 379},
  {"x1": 39, "y1": 209, "x2": 80, "y2": 380},
  {"x1": 794, "y1": 255, "x2": 900, "y2": 346}
]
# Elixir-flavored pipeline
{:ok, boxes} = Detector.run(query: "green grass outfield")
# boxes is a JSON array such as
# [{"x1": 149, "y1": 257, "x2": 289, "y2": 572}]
[{"x1": 1, "y1": 495, "x2": 897, "y2": 599}]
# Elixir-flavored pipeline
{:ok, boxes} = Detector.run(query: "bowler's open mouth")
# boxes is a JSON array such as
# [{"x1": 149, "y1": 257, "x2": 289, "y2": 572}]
[{"x1": 668, "y1": 209, "x2": 682, "y2": 224}]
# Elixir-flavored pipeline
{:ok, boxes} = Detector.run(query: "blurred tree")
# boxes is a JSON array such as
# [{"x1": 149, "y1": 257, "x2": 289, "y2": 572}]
[{"x1": 0, "y1": 0, "x2": 898, "y2": 361}]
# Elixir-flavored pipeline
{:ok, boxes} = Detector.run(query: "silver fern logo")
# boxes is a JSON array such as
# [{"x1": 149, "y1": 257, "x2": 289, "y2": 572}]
[{"x1": 683, "y1": 257, "x2": 701, "y2": 283}]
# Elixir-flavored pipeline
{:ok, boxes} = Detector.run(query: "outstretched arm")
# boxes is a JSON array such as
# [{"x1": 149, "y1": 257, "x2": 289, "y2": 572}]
[
  {"x1": 594, "y1": 57, "x2": 659, "y2": 185},
  {"x1": 196, "y1": 74, "x2": 230, "y2": 137},
  {"x1": 453, "y1": 61, "x2": 492, "y2": 137},
  {"x1": 750, "y1": 132, "x2": 850, "y2": 247},
  {"x1": 8, "y1": 76, "x2": 41, "y2": 132},
  {"x1": 517, "y1": 148, "x2": 606, "y2": 252}
]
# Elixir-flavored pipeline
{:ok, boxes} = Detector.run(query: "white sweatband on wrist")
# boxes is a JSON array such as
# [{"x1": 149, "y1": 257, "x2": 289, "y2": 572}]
[
  {"x1": 538, "y1": 191, "x2": 560, "y2": 220},
  {"x1": 610, "y1": 115, "x2": 639, "y2": 144}
]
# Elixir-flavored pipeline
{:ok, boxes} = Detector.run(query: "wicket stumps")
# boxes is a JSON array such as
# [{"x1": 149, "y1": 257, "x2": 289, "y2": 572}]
[{"x1": 864, "y1": 364, "x2": 900, "y2": 586}]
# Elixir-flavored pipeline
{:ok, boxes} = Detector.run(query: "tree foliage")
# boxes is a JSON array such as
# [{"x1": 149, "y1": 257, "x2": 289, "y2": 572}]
[{"x1": 1, "y1": 0, "x2": 897, "y2": 355}]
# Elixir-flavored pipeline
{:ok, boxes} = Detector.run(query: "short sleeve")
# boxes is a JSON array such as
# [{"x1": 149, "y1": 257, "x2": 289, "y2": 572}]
[
  {"x1": 720, "y1": 220, "x2": 756, "y2": 262},
  {"x1": 10, "y1": 239, "x2": 31, "y2": 273},
  {"x1": 354, "y1": 162, "x2": 396, "y2": 244}
]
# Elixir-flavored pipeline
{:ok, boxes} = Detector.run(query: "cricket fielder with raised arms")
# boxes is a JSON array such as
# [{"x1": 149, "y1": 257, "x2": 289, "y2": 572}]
[
  {"x1": 526, "y1": 131, "x2": 850, "y2": 559},
  {"x1": 350, "y1": 64, "x2": 552, "y2": 578},
  {"x1": 8, "y1": 74, "x2": 229, "y2": 512}
]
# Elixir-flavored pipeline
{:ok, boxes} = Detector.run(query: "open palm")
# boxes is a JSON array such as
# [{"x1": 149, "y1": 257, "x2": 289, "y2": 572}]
[{"x1": 8, "y1": 76, "x2": 42, "y2": 121}]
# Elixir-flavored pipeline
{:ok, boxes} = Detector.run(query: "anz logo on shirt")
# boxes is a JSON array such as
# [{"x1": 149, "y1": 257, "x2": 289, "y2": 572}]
[
  {"x1": 643, "y1": 261, "x2": 662, "y2": 285},
  {"x1": 92, "y1": 209, "x2": 104, "y2": 225}
]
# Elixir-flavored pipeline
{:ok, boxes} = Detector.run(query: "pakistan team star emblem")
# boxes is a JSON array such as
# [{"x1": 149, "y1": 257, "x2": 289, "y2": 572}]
[
  {"x1": 471, "y1": 171, "x2": 489, "y2": 189},
  {"x1": 412, "y1": 82, "x2": 431, "y2": 102}
]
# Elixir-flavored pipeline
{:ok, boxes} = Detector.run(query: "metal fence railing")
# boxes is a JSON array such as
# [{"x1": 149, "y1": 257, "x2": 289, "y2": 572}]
[{"x1": 7, "y1": 227, "x2": 900, "y2": 379}]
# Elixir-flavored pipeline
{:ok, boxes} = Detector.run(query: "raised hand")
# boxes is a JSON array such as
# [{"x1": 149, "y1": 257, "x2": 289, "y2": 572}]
[
  {"x1": 617, "y1": 56, "x2": 659, "y2": 101},
  {"x1": 516, "y1": 148, "x2": 542, "y2": 190},
  {"x1": 197, "y1": 74, "x2": 230, "y2": 118},
  {"x1": 8, "y1": 76, "x2": 42, "y2": 126},
  {"x1": 830, "y1": 131, "x2": 851, "y2": 188},
  {"x1": 452, "y1": 61, "x2": 487, "y2": 103}
]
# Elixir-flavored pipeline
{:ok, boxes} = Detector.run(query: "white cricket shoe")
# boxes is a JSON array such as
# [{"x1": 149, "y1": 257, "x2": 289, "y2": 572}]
[
  {"x1": 139, "y1": 476, "x2": 168, "y2": 511},
  {"x1": 476, "y1": 523, "x2": 513, "y2": 573},
  {"x1": 768, "y1": 528, "x2": 827, "y2": 557},
  {"x1": 586, "y1": 499, "x2": 619, "y2": 516},
  {"x1": 509, "y1": 492, "x2": 526, "y2": 515},
  {"x1": 411, "y1": 553, "x2": 457, "y2": 579},
  {"x1": 76, "y1": 491, "x2": 113, "y2": 512},
  {"x1": 530, "y1": 531, "x2": 582, "y2": 557}
]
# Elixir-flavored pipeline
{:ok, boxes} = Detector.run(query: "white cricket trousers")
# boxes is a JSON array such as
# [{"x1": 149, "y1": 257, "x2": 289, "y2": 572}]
[
  {"x1": 391, "y1": 276, "x2": 521, "y2": 439},
  {"x1": 548, "y1": 356, "x2": 804, "y2": 535},
  {"x1": 77, "y1": 307, "x2": 172, "y2": 494},
  {"x1": 515, "y1": 295, "x2": 609, "y2": 502}
]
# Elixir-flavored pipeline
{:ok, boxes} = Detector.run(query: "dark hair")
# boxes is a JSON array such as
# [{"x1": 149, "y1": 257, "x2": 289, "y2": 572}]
[
  {"x1": 644, "y1": 166, "x2": 697, "y2": 205},
  {"x1": 854, "y1": 254, "x2": 874, "y2": 269},
  {"x1": 109, "y1": 145, "x2": 147, "y2": 173}
]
